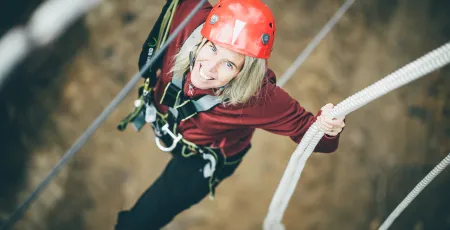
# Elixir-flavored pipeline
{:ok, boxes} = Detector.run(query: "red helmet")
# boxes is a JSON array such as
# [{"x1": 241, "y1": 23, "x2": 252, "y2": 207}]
[{"x1": 200, "y1": 0, "x2": 276, "y2": 59}]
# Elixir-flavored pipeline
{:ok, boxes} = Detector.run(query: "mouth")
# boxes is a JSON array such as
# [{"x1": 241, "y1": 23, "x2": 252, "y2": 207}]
[{"x1": 199, "y1": 64, "x2": 214, "y2": 81}]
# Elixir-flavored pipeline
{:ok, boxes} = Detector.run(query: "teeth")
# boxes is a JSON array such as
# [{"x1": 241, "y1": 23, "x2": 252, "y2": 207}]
[{"x1": 199, "y1": 67, "x2": 213, "y2": 80}]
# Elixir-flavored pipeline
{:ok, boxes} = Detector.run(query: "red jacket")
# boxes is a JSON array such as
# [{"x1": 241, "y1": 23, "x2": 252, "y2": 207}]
[{"x1": 152, "y1": 0, "x2": 341, "y2": 157}]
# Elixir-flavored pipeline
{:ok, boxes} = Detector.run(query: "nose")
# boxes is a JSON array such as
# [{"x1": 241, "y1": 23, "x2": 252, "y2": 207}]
[{"x1": 202, "y1": 59, "x2": 220, "y2": 75}]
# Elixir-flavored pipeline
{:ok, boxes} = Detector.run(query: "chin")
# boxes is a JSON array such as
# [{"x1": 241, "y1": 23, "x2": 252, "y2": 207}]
[{"x1": 191, "y1": 77, "x2": 211, "y2": 90}]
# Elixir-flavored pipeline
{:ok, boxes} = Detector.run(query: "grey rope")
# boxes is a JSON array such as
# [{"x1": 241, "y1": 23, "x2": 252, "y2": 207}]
[
  {"x1": 0, "y1": 0, "x2": 207, "y2": 229},
  {"x1": 277, "y1": 0, "x2": 355, "y2": 87},
  {"x1": 379, "y1": 153, "x2": 450, "y2": 230}
]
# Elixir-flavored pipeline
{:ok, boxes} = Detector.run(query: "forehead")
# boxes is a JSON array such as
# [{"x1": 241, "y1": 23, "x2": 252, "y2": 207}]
[{"x1": 208, "y1": 41, "x2": 244, "y2": 63}]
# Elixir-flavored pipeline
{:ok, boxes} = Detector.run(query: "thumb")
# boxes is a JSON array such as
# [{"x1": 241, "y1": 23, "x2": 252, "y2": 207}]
[
  {"x1": 321, "y1": 103, "x2": 334, "y2": 110},
  {"x1": 320, "y1": 103, "x2": 334, "y2": 115}
]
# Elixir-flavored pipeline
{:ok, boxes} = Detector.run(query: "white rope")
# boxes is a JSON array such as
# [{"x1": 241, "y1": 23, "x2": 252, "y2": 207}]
[
  {"x1": 379, "y1": 153, "x2": 450, "y2": 230},
  {"x1": 264, "y1": 42, "x2": 450, "y2": 230},
  {"x1": 0, "y1": 0, "x2": 102, "y2": 89},
  {"x1": 0, "y1": 29, "x2": 30, "y2": 86},
  {"x1": 277, "y1": 0, "x2": 355, "y2": 88}
]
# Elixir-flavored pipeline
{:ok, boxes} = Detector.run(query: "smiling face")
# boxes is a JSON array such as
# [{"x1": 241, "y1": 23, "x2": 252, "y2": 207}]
[{"x1": 190, "y1": 41, "x2": 245, "y2": 90}]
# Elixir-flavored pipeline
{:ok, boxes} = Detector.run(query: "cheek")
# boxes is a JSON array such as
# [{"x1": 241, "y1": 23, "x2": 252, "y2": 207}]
[
  {"x1": 217, "y1": 69, "x2": 239, "y2": 84},
  {"x1": 191, "y1": 60, "x2": 200, "y2": 77},
  {"x1": 196, "y1": 48, "x2": 211, "y2": 60}
]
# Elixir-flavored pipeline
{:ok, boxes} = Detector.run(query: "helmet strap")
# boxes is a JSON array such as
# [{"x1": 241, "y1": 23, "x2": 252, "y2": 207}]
[{"x1": 189, "y1": 39, "x2": 208, "y2": 72}]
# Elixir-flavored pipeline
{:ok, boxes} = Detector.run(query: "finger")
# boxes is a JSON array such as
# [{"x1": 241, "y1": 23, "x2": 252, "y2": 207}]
[
  {"x1": 318, "y1": 119, "x2": 333, "y2": 133},
  {"x1": 327, "y1": 119, "x2": 342, "y2": 126},
  {"x1": 321, "y1": 103, "x2": 334, "y2": 110},
  {"x1": 320, "y1": 103, "x2": 334, "y2": 115},
  {"x1": 333, "y1": 127, "x2": 343, "y2": 134},
  {"x1": 318, "y1": 117, "x2": 333, "y2": 130},
  {"x1": 324, "y1": 127, "x2": 342, "y2": 136},
  {"x1": 323, "y1": 116, "x2": 341, "y2": 127},
  {"x1": 316, "y1": 116, "x2": 326, "y2": 132}
]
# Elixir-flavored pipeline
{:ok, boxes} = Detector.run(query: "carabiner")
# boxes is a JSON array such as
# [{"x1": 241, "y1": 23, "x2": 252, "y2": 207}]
[{"x1": 154, "y1": 124, "x2": 182, "y2": 152}]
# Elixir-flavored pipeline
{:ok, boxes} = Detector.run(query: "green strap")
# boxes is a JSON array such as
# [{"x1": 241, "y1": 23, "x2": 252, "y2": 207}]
[
  {"x1": 117, "y1": 102, "x2": 145, "y2": 131},
  {"x1": 157, "y1": 0, "x2": 179, "y2": 50}
]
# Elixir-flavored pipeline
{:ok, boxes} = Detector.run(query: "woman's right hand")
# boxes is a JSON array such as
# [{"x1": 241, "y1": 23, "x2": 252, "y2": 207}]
[{"x1": 317, "y1": 103, "x2": 345, "y2": 137}]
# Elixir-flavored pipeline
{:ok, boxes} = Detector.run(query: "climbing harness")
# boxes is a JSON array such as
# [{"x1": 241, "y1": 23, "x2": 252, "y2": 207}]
[
  {"x1": 157, "y1": 61, "x2": 246, "y2": 194},
  {"x1": 150, "y1": 108, "x2": 246, "y2": 198},
  {"x1": 150, "y1": 74, "x2": 221, "y2": 153},
  {"x1": 146, "y1": 73, "x2": 242, "y2": 197}
]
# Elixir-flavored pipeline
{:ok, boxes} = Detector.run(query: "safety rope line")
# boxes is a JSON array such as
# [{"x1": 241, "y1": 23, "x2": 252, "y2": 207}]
[
  {"x1": 0, "y1": 0, "x2": 102, "y2": 90},
  {"x1": 276, "y1": 0, "x2": 355, "y2": 88},
  {"x1": 379, "y1": 153, "x2": 450, "y2": 230},
  {"x1": 0, "y1": 1, "x2": 208, "y2": 229},
  {"x1": 264, "y1": 42, "x2": 450, "y2": 230}
]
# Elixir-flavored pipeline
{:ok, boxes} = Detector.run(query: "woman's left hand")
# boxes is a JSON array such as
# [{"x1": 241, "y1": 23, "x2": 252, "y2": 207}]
[{"x1": 317, "y1": 103, "x2": 345, "y2": 137}]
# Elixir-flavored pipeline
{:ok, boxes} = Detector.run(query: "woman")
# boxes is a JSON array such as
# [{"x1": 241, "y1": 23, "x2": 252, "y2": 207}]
[{"x1": 115, "y1": 0, "x2": 345, "y2": 229}]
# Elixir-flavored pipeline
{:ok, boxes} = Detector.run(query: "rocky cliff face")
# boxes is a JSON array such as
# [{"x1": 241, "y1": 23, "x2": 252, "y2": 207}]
[{"x1": 1, "y1": 0, "x2": 449, "y2": 229}]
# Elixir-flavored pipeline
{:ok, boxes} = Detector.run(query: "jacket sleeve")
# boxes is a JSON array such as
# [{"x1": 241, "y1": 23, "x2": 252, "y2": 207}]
[{"x1": 242, "y1": 72, "x2": 341, "y2": 153}]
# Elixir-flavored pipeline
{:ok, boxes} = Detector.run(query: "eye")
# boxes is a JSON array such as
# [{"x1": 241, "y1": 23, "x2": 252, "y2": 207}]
[
  {"x1": 209, "y1": 44, "x2": 217, "y2": 52},
  {"x1": 225, "y1": 61, "x2": 234, "y2": 69}
]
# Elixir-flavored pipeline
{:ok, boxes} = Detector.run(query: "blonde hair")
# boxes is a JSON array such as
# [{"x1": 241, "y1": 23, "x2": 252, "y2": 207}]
[{"x1": 170, "y1": 37, "x2": 267, "y2": 105}]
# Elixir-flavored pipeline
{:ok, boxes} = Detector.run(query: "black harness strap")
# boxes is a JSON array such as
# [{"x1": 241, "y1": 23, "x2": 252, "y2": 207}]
[{"x1": 160, "y1": 76, "x2": 222, "y2": 121}]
